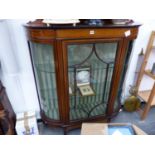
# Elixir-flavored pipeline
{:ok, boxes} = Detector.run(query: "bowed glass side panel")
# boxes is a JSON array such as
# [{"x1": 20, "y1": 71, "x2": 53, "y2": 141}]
[
  {"x1": 113, "y1": 41, "x2": 133, "y2": 112},
  {"x1": 67, "y1": 42, "x2": 118, "y2": 120},
  {"x1": 29, "y1": 42, "x2": 59, "y2": 120}
]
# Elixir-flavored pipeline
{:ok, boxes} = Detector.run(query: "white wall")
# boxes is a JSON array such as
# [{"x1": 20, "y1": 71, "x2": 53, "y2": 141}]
[
  {"x1": 0, "y1": 19, "x2": 40, "y2": 117},
  {"x1": 0, "y1": 19, "x2": 155, "y2": 115}
]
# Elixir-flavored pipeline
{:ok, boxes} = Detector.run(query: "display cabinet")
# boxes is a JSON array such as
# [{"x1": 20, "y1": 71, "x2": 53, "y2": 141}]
[{"x1": 25, "y1": 19, "x2": 140, "y2": 133}]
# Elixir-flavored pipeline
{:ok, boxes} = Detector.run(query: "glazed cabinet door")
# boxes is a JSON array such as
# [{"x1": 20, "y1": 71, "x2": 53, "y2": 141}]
[
  {"x1": 29, "y1": 42, "x2": 60, "y2": 120},
  {"x1": 62, "y1": 39, "x2": 124, "y2": 121}
]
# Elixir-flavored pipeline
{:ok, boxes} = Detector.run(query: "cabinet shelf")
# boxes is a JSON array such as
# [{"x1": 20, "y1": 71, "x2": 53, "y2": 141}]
[
  {"x1": 138, "y1": 90, "x2": 155, "y2": 106},
  {"x1": 144, "y1": 70, "x2": 155, "y2": 80}
]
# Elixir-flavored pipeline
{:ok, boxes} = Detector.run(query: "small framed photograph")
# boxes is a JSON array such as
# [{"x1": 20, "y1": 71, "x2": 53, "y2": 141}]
[
  {"x1": 74, "y1": 66, "x2": 95, "y2": 96},
  {"x1": 75, "y1": 66, "x2": 91, "y2": 87},
  {"x1": 78, "y1": 85, "x2": 95, "y2": 96}
]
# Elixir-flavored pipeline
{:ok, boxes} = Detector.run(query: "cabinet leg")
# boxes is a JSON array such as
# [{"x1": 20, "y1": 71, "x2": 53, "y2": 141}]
[
  {"x1": 107, "y1": 118, "x2": 111, "y2": 122},
  {"x1": 63, "y1": 128, "x2": 68, "y2": 135}
]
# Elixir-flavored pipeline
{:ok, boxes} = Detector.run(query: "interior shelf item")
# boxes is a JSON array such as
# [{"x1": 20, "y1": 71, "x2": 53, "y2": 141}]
[
  {"x1": 75, "y1": 66, "x2": 95, "y2": 96},
  {"x1": 25, "y1": 19, "x2": 140, "y2": 134},
  {"x1": 136, "y1": 31, "x2": 155, "y2": 120},
  {"x1": 78, "y1": 85, "x2": 95, "y2": 96}
]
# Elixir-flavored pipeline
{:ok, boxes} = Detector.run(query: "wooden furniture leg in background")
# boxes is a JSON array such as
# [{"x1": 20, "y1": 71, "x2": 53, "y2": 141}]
[
  {"x1": 135, "y1": 31, "x2": 155, "y2": 120},
  {"x1": 141, "y1": 82, "x2": 155, "y2": 120},
  {"x1": 136, "y1": 31, "x2": 155, "y2": 90}
]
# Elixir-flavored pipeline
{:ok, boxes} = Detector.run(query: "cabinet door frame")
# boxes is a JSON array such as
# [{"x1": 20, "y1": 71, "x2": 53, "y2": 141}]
[
  {"x1": 107, "y1": 38, "x2": 130, "y2": 116},
  {"x1": 61, "y1": 38, "x2": 125, "y2": 123}
]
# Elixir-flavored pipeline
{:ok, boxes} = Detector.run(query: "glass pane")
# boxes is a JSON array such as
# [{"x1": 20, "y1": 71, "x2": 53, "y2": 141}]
[
  {"x1": 96, "y1": 43, "x2": 117, "y2": 62},
  {"x1": 68, "y1": 44, "x2": 93, "y2": 66},
  {"x1": 113, "y1": 42, "x2": 132, "y2": 112},
  {"x1": 67, "y1": 42, "x2": 118, "y2": 120},
  {"x1": 30, "y1": 42, "x2": 59, "y2": 120}
]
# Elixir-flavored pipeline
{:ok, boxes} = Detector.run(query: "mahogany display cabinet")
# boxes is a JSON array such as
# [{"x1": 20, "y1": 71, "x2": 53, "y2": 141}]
[{"x1": 25, "y1": 20, "x2": 140, "y2": 134}]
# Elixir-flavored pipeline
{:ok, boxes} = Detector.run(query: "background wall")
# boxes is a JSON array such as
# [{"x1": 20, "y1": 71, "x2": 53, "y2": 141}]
[
  {"x1": 0, "y1": 19, "x2": 155, "y2": 118},
  {"x1": 0, "y1": 19, "x2": 40, "y2": 117}
]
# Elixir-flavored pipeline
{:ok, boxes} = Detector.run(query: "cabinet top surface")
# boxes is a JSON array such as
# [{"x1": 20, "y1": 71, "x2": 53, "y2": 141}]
[{"x1": 25, "y1": 19, "x2": 141, "y2": 30}]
